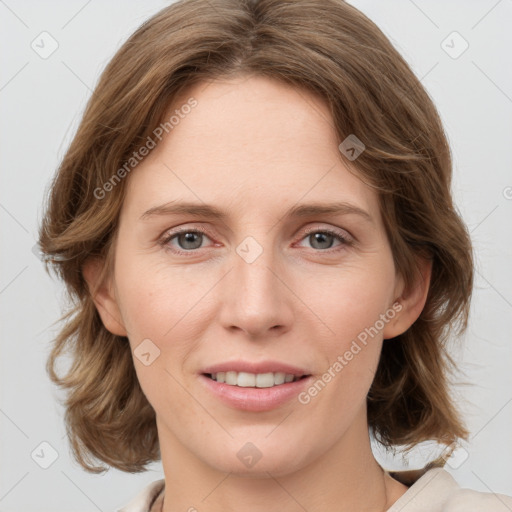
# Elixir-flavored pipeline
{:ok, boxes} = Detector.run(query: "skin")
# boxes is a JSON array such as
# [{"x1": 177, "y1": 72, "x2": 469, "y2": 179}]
[{"x1": 84, "y1": 74, "x2": 431, "y2": 512}]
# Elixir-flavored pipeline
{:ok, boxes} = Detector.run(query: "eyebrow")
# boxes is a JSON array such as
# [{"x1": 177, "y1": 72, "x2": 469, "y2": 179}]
[{"x1": 140, "y1": 200, "x2": 373, "y2": 223}]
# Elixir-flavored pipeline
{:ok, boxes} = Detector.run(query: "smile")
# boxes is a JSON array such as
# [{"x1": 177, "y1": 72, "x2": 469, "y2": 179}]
[{"x1": 206, "y1": 371, "x2": 307, "y2": 387}]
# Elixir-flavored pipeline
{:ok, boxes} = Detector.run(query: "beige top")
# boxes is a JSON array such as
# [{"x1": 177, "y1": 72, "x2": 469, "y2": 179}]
[{"x1": 117, "y1": 467, "x2": 512, "y2": 512}]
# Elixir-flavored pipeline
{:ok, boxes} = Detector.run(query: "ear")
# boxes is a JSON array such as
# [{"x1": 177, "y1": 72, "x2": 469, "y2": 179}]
[
  {"x1": 82, "y1": 258, "x2": 128, "y2": 337},
  {"x1": 383, "y1": 256, "x2": 432, "y2": 340}
]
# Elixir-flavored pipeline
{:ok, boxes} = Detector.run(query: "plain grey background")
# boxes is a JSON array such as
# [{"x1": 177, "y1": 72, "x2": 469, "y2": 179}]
[{"x1": 1, "y1": 1, "x2": 511, "y2": 510}]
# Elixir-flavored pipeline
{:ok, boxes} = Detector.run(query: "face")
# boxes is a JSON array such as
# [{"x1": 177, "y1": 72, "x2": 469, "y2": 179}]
[{"x1": 93, "y1": 74, "x2": 414, "y2": 477}]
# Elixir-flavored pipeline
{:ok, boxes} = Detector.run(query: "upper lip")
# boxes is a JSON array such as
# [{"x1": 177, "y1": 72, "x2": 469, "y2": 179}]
[{"x1": 201, "y1": 360, "x2": 310, "y2": 376}]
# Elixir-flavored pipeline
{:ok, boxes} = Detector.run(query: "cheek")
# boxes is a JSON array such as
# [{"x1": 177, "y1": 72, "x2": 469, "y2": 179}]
[
  {"x1": 293, "y1": 254, "x2": 396, "y2": 401},
  {"x1": 298, "y1": 257, "x2": 396, "y2": 344},
  {"x1": 115, "y1": 252, "x2": 202, "y2": 335},
  {"x1": 114, "y1": 253, "x2": 218, "y2": 384},
  {"x1": 295, "y1": 273, "x2": 391, "y2": 426},
  {"x1": 114, "y1": 259, "x2": 205, "y2": 409}
]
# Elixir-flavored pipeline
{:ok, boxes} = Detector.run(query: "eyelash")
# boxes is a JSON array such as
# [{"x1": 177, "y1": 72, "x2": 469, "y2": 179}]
[{"x1": 159, "y1": 226, "x2": 353, "y2": 256}]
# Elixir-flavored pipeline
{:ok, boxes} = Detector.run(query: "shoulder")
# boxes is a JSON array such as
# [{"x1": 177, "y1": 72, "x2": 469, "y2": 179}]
[
  {"x1": 442, "y1": 485, "x2": 512, "y2": 511},
  {"x1": 386, "y1": 467, "x2": 512, "y2": 512},
  {"x1": 116, "y1": 478, "x2": 165, "y2": 512}
]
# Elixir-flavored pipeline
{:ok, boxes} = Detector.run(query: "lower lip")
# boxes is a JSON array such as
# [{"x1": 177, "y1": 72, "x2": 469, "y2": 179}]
[{"x1": 199, "y1": 374, "x2": 312, "y2": 412}]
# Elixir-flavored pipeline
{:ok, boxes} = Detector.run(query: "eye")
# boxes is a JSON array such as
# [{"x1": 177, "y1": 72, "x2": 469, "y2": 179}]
[
  {"x1": 297, "y1": 227, "x2": 353, "y2": 251},
  {"x1": 160, "y1": 228, "x2": 213, "y2": 254},
  {"x1": 159, "y1": 225, "x2": 353, "y2": 256}
]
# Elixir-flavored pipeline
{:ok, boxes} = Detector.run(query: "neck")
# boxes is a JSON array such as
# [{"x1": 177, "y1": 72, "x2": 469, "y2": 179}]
[{"x1": 157, "y1": 412, "x2": 407, "y2": 512}]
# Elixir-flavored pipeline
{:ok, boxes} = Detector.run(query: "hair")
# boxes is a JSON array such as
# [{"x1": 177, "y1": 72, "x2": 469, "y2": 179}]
[{"x1": 39, "y1": 0, "x2": 473, "y2": 473}]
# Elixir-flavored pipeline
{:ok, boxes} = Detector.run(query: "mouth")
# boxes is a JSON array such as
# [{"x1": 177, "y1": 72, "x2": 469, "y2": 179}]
[
  {"x1": 203, "y1": 371, "x2": 310, "y2": 388},
  {"x1": 199, "y1": 362, "x2": 313, "y2": 411}
]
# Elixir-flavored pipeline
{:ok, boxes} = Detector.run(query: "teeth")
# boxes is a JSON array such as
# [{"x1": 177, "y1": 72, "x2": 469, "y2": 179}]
[
  {"x1": 273, "y1": 372, "x2": 285, "y2": 385},
  {"x1": 209, "y1": 371, "x2": 302, "y2": 387}
]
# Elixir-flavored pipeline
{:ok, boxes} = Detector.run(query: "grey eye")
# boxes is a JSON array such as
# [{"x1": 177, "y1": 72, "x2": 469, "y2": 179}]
[
  {"x1": 308, "y1": 232, "x2": 336, "y2": 250},
  {"x1": 175, "y1": 231, "x2": 205, "y2": 250}
]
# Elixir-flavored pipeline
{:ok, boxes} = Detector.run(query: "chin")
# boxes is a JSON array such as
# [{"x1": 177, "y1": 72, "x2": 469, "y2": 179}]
[{"x1": 201, "y1": 438, "x2": 311, "y2": 478}]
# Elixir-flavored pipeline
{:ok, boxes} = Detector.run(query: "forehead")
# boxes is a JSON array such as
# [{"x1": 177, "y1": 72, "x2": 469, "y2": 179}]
[{"x1": 123, "y1": 75, "x2": 378, "y2": 220}]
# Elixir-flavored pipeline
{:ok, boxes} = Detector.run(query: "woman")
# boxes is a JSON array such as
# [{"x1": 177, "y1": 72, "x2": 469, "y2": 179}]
[{"x1": 38, "y1": 0, "x2": 512, "y2": 511}]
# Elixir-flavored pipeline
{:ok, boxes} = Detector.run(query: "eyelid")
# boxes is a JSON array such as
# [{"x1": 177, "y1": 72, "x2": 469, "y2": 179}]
[
  {"x1": 300, "y1": 224, "x2": 354, "y2": 243},
  {"x1": 159, "y1": 225, "x2": 214, "y2": 250},
  {"x1": 294, "y1": 225, "x2": 354, "y2": 253},
  {"x1": 158, "y1": 223, "x2": 354, "y2": 255}
]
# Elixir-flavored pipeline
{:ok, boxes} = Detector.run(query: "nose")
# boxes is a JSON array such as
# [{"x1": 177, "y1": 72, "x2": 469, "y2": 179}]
[{"x1": 217, "y1": 239, "x2": 295, "y2": 339}]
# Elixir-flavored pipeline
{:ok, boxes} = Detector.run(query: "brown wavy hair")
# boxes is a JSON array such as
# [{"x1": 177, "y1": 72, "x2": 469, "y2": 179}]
[{"x1": 38, "y1": 0, "x2": 473, "y2": 473}]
